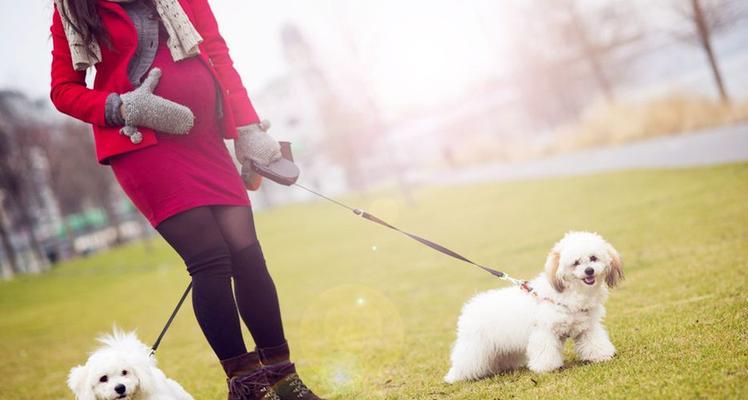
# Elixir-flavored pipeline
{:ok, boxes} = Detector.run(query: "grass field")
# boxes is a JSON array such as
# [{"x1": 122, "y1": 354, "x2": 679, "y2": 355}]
[{"x1": 1, "y1": 163, "x2": 747, "y2": 399}]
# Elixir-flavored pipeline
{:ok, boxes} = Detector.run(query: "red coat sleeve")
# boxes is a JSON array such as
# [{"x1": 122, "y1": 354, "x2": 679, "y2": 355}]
[
  {"x1": 49, "y1": 5, "x2": 110, "y2": 127},
  {"x1": 189, "y1": 0, "x2": 261, "y2": 126}
]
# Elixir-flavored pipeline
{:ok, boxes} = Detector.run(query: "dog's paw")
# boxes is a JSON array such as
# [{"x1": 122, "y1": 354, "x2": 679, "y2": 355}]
[
  {"x1": 583, "y1": 350, "x2": 616, "y2": 363},
  {"x1": 443, "y1": 370, "x2": 461, "y2": 384},
  {"x1": 578, "y1": 341, "x2": 616, "y2": 363},
  {"x1": 528, "y1": 357, "x2": 563, "y2": 373},
  {"x1": 527, "y1": 349, "x2": 564, "y2": 373}
]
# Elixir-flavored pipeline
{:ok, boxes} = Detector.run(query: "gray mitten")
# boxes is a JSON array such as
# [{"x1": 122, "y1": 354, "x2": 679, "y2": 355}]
[
  {"x1": 234, "y1": 120, "x2": 282, "y2": 166},
  {"x1": 119, "y1": 68, "x2": 195, "y2": 144}
]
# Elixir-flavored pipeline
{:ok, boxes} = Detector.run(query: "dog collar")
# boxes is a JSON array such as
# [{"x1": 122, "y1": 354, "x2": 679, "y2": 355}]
[{"x1": 520, "y1": 282, "x2": 589, "y2": 313}]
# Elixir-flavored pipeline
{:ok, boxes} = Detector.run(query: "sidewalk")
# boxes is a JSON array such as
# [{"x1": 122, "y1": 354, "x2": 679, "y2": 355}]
[{"x1": 425, "y1": 123, "x2": 748, "y2": 185}]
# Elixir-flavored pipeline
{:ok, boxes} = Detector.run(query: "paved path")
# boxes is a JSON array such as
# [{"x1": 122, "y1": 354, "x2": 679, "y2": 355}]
[{"x1": 426, "y1": 123, "x2": 748, "y2": 185}]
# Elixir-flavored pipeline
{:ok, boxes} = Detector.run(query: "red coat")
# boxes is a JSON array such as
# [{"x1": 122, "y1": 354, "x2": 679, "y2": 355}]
[{"x1": 50, "y1": 0, "x2": 260, "y2": 164}]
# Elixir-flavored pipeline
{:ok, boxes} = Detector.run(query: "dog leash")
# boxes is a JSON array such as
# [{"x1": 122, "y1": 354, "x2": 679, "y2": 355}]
[
  {"x1": 292, "y1": 184, "x2": 600, "y2": 314},
  {"x1": 293, "y1": 182, "x2": 528, "y2": 286},
  {"x1": 150, "y1": 281, "x2": 192, "y2": 356},
  {"x1": 253, "y1": 142, "x2": 528, "y2": 285}
]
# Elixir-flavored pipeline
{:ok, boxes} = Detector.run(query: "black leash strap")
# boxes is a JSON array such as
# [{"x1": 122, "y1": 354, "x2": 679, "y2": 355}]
[
  {"x1": 150, "y1": 281, "x2": 193, "y2": 356},
  {"x1": 294, "y1": 183, "x2": 512, "y2": 280}
]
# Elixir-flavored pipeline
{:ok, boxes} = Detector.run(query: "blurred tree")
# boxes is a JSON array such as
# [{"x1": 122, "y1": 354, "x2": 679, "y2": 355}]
[
  {"x1": 0, "y1": 193, "x2": 15, "y2": 278},
  {"x1": 671, "y1": 0, "x2": 746, "y2": 104},
  {"x1": 44, "y1": 121, "x2": 124, "y2": 246},
  {"x1": 0, "y1": 91, "x2": 49, "y2": 272},
  {"x1": 0, "y1": 138, "x2": 19, "y2": 275},
  {"x1": 281, "y1": 24, "x2": 376, "y2": 190},
  {"x1": 510, "y1": 0, "x2": 642, "y2": 125},
  {"x1": 0, "y1": 91, "x2": 126, "y2": 273}
]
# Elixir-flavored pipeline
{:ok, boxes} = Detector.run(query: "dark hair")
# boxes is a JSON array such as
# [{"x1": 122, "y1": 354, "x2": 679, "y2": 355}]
[
  {"x1": 57, "y1": 0, "x2": 112, "y2": 56},
  {"x1": 59, "y1": 0, "x2": 158, "y2": 57}
]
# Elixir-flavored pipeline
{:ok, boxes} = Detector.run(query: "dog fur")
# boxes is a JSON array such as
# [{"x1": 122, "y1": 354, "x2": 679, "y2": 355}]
[
  {"x1": 444, "y1": 231, "x2": 623, "y2": 383},
  {"x1": 68, "y1": 329, "x2": 193, "y2": 400}
]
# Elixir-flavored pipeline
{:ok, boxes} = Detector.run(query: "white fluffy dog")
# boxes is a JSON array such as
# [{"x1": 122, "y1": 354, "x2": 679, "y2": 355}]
[
  {"x1": 444, "y1": 231, "x2": 623, "y2": 383},
  {"x1": 68, "y1": 329, "x2": 193, "y2": 400}
]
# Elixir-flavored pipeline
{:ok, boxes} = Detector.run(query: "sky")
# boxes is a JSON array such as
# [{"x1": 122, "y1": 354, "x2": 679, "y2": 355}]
[{"x1": 0, "y1": 0, "x2": 509, "y2": 117}]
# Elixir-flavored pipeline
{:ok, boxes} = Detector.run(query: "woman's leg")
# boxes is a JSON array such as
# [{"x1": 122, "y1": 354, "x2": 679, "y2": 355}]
[
  {"x1": 209, "y1": 205, "x2": 286, "y2": 351},
  {"x1": 211, "y1": 205, "x2": 323, "y2": 399},
  {"x1": 155, "y1": 207, "x2": 247, "y2": 361}
]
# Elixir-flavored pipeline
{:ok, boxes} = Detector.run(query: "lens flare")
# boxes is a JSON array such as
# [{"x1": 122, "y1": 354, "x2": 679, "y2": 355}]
[{"x1": 297, "y1": 284, "x2": 405, "y2": 394}]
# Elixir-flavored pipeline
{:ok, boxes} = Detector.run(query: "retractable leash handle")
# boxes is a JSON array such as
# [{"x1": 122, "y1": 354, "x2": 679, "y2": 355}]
[{"x1": 250, "y1": 141, "x2": 300, "y2": 186}]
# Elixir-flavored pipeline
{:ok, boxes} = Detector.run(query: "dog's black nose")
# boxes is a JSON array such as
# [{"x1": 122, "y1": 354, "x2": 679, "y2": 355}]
[
  {"x1": 115, "y1": 384, "x2": 126, "y2": 394},
  {"x1": 585, "y1": 267, "x2": 594, "y2": 276}
]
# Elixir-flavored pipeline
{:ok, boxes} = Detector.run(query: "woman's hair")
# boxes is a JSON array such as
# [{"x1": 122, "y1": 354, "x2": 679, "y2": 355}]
[
  {"x1": 57, "y1": 0, "x2": 156, "y2": 56},
  {"x1": 57, "y1": 0, "x2": 112, "y2": 54}
]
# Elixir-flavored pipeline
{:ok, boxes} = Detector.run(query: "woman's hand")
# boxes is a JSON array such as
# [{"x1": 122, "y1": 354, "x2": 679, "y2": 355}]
[
  {"x1": 119, "y1": 68, "x2": 195, "y2": 143},
  {"x1": 234, "y1": 120, "x2": 281, "y2": 166},
  {"x1": 234, "y1": 120, "x2": 281, "y2": 190}
]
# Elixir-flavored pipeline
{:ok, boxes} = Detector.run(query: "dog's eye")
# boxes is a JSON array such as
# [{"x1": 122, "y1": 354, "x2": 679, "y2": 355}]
[
  {"x1": 590, "y1": 255, "x2": 598, "y2": 262},
  {"x1": 573, "y1": 260, "x2": 580, "y2": 267},
  {"x1": 122, "y1": 370, "x2": 128, "y2": 376},
  {"x1": 99, "y1": 375, "x2": 108, "y2": 383}
]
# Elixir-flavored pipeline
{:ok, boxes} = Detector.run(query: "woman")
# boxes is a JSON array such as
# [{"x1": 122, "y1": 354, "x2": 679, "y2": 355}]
[{"x1": 49, "y1": 1, "x2": 321, "y2": 399}]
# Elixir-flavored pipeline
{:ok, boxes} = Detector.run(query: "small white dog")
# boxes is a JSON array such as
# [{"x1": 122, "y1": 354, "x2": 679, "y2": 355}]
[
  {"x1": 68, "y1": 329, "x2": 193, "y2": 400},
  {"x1": 444, "y1": 231, "x2": 623, "y2": 383}
]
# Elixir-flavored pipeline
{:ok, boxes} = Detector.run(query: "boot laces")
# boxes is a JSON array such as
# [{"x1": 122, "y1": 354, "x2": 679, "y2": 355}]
[
  {"x1": 266, "y1": 363, "x2": 311, "y2": 396},
  {"x1": 288, "y1": 376, "x2": 311, "y2": 396},
  {"x1": 228, "y1": 370, "x2": 278, "y2": 400}
]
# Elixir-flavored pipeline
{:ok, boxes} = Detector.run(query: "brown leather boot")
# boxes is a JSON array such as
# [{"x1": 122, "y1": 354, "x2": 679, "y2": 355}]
[
  {"x1": 258, "y1": 342, "x2": 323, "y2": 400},
  {"x1": 221, "y1": 352, "x2": 279, "y2": 400},
  {"x1": 263, "y1": 361, "x2": 324, "y2": 400}
]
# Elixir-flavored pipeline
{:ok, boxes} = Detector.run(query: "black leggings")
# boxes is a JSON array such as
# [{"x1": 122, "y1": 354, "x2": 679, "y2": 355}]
[{"x1": 156, "y1": 206, "x2": 285, "y2": 360}]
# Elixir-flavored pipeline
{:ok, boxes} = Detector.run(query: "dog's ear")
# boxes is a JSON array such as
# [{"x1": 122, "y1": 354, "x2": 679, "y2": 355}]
[
  {"x1": 544, "y1": 248, "x2": 564, "y2": 292},
  {"x1": 130, "y1": 357, "x2": 157, "y2": 396},
  {"x1": 605, "y1": 242, "x2": 623, "y2": 288},
  {"x1": 68, "y1": 365, "x2": 95, "y2": 400}
]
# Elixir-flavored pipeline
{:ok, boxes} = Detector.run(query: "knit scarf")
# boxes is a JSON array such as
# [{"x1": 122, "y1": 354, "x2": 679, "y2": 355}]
[{"x1": 54, "y1": 0, "x2": 203, "y2": 71}]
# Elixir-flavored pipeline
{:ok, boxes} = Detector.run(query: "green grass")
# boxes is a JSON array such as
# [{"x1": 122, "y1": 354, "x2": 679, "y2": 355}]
[{"x1": 1, "y1": 164, "x2": 747, "y2": 399}]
